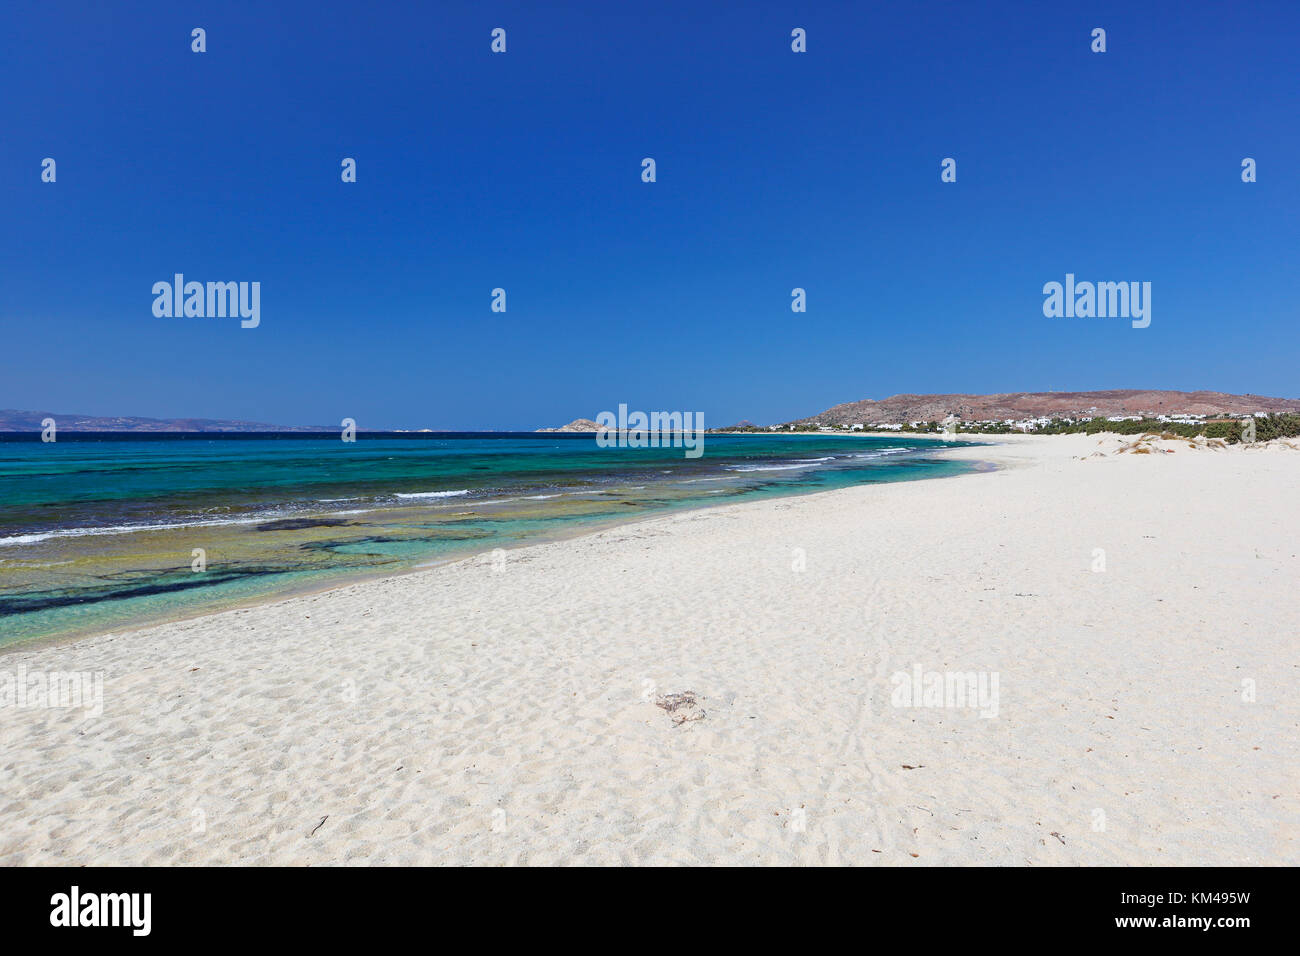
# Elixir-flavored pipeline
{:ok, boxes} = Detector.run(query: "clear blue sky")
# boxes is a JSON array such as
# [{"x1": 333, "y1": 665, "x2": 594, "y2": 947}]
[{"x1": 3, "y1": 0, "x2": 1297, "y2": 429}]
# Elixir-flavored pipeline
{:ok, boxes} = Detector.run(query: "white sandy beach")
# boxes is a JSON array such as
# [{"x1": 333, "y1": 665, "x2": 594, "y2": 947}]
[{"x1": 1, "y1": 433, "x2": 1297, "y2": 866}]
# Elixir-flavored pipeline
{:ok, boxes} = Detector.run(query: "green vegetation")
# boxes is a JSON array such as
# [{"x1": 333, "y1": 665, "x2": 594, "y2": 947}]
[
  {"x1": 953, "y1": 413, "x2": 1300, "y2": 444},
  {"x1": 761, "y1": 413, "x2": 1300, "y2": 444}
]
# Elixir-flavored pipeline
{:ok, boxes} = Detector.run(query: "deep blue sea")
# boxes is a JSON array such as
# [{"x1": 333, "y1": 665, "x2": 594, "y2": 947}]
[{"x1": 0, "y1": 432, "x2": 980, "y2": 646}]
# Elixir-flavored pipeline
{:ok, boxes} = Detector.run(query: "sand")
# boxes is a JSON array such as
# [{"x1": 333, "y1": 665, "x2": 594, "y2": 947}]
[{"x1": 1, "y1": 433, "x2": 1296, "y2": 865}]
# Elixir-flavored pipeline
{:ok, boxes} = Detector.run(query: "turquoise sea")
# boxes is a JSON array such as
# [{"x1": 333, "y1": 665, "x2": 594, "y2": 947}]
[{"x1": 0, "y1": 432, "x2": 980, "y2": 646}]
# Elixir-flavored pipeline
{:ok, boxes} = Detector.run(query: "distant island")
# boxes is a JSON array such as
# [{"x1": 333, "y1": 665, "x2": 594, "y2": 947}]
[
  {"x1": 0, "y1": 409, "x2": 334, "y2": 433},
  {"x1": 535, "y1": 419, "x2": 603, "y2": 433}
]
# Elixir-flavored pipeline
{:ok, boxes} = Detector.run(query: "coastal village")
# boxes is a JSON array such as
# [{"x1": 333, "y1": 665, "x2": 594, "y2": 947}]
[{"x1": 780, "y1": 410, "x2": 1264, "y2": 434}]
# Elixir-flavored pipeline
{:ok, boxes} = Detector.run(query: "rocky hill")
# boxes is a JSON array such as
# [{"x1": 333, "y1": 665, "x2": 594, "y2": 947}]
[
  {"x1": 781, "y1": 390, "x2": 1300, "y2": 427},
  {"x1": 536, "y1": 418, "x2": 603, "y2": 433}
]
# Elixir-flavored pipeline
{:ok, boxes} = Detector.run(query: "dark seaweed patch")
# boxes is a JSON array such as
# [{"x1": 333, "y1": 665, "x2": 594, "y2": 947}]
[
  {"x1": 0, "y1": 566, "x2": 287, "y2": 615},
  {"x1": 255, "y1": 517, "x2": 354, "y2": 531}
]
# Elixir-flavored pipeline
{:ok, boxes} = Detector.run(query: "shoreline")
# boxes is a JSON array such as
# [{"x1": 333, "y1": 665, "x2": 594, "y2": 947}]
[{"x1": 0, "y1": 437, "x2": 996, "y2": 656}]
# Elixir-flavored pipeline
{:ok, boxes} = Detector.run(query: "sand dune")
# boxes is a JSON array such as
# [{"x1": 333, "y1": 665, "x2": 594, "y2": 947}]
[{"x1": 1, "y1": 433, "x2": 1296, "y2": 865}]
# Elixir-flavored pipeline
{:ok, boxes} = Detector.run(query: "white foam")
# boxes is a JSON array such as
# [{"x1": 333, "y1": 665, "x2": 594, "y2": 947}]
[
  {"x1": 726, "y1": 461, "x2": 825, "y2": 473},
  {"x1": 472, "y1": 491, "x2": 568, "y2": 505},
  {"x1": 849, "y1": 447, "x2": 913, "y2": 459},
  {"x1": 0, "y1": 514, "x2": 273, "y2": 547},
  {"x1": 0, "y1": 533, "x2": 55, "y2": 546}
]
